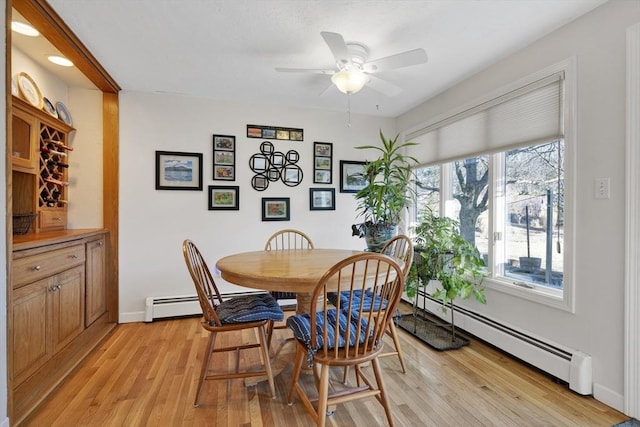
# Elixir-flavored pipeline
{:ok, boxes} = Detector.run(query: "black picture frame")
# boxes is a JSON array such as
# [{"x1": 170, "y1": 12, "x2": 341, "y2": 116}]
[
  {"x1": 208, "y1": 185, "x2": 240, "y2": 210},
  {"x1": 155, "y1": 150, "x2": 203, "y2": 190},
  {"x1": 314, "y1": 142, "x2": 332, "y2": 184},
  {"x1": 213, "y1": 134, "x2": 236, "y2": 181},
  {"x1": 247, "y1": 124, "x2": 304, "y2": 141},
  {"x1": 309, "y1": 188, "x2": 336, "y2": 211},
  {"x1": 339, "y1": 160, "x2": 367, "y2": 193},
  {"x1": 262, "y1": 197, "x2": 290, "y2": 221}
]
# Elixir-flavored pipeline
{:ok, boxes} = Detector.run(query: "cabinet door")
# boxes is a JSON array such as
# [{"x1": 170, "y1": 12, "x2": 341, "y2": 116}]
[
  {"x1": 85, "y1": 238, "x2": 107, "y2": 326},
  {"x1": 12, "y1": 278, "x2": 50, "y2": 385},
  {"x1": 11, "y1": 109, "x2": 39, "y2": 173},
  {"x1": 50, "y1": 265, "x2": 85, "y2": 353}
]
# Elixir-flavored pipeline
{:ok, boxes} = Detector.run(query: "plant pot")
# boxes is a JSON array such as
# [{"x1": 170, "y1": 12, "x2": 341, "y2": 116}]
[
  {"x1": 519, "y1": 256, "x2": 541, "y2": 272},
  {"x1": 364, "y1": 222, "x2": 397, "y2": 252}
]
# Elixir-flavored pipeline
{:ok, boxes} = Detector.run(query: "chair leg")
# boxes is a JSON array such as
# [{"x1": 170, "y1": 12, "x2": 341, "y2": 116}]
[
  {"x1": 316, "y1": 364, "x2": 330, "y2": 427},
  {"x1": 194, "y1": 332, "x2": 216, "y2": 407},
  {"x1": 341, "y1": 365, "x2": 350, "y2": 384},
  {"x1": 257, "y1": 324, "x2": 277, "y2": 399},
  {"x1": 387, "y1": 322, "x2": 407, "y2": 374},
  {"x1": 287, "y1": 344, "x2": 305, "y2": 404},
  {"x1": 266, "y1": 319, "x2": 274, "y2": 349},
  {"x1": 370, "y1": 357, "x2": 395, "y2": 427}
]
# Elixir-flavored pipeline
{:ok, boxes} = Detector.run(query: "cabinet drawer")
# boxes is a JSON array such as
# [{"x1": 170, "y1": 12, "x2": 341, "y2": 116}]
[
  {"x1": 39, "y1": 209, "x2": 67, "y2": 231},
  {"x1": 13, "y1": 244, "x2": 85, "y2": 289}
]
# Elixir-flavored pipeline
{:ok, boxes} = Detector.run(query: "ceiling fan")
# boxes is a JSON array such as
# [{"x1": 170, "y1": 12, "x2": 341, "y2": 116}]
[{"x1": 275, "y1": 31, "x2": 428, "y2": 97}]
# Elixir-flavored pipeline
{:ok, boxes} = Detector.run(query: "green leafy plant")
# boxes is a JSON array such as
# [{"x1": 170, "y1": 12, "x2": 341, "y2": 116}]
[
  {"x1": 352, "y1": 130, "x2": 418, "y2": 251},
  {"x1": 406, "y1": 208, "x2": 487, "y2": 341}
]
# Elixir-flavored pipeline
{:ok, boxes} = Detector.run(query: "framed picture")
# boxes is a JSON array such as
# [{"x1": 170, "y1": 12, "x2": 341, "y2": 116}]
[
  {"x1": 213, "y1": 134, "x2": 236, "y2": 181},
  {"x1": 213, "y1": 134, "x2": 235, "y2": 151},
  {"x1": 339, "y1": 160, "x2": 367, "y2": 193},
  {"x1": 155, "y1": 150, "x2": 203, "y2": 190},
  {"x1": 282, "y1": 165, "x2": 303, "y2": 187},
  {"x1": 314, "y1": 170, "x2": 331, "y2": 184},
  {"x1": 208, "y1": 185, "x2": 239, "y2": 210},
  {"x1": 309, "y1": 188, "x2": 335, "y2": 211},
  {"x1": 214, "y1": 151, "x2": 234, "y2": 165},
  {"x1": 262, "y1": 197, "x2": 290, "y2": 221},
  {"x1": 314, "y1": 141, "x2": 333, "y2": 184},
  {"x1": 247, "y1": 124, "x2": 304, "y2": 141},
  {"x1": 214, "y1": 165, "x2": 235, "y2": 180}
]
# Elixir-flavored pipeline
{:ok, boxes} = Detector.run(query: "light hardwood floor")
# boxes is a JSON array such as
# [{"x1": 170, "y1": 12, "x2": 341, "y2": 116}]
[{"x1": 22, "y1": 304, "x2": 628, "y2": 426}]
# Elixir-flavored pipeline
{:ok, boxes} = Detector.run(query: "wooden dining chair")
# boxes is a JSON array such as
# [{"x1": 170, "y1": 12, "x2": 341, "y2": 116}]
[
  {"x1": 328, "y1": 234, "x2": 413, "y2": 376},
  {"x1": 286, "y1": 252, "x2": 405, "y2": 427},
  {"x1": 264, "y1": 229, "x2": 314, "y2": 311},
  {"x1": 182, "y1": 240, "x2": 284, "y2": 406}
]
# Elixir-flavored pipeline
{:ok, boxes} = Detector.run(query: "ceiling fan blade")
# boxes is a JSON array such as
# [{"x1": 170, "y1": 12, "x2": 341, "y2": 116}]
[
  {"x1": 320, "y1": 31, "x2": 351, "y2": 65},
  {"x1": 364, "y1": 48, "x2": 428, "y2": 73},
  {"x1": 366, "y1": 75, "x2": 402, "y2": 97},
  {"x1": 275, "y1": 67, "x2": 335, "y2": 75}
]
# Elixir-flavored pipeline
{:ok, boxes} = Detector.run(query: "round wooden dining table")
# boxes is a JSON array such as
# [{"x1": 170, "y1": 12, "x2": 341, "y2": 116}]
[{"x1": 216, "y1": 248, "x2": 364, "y2": 314}]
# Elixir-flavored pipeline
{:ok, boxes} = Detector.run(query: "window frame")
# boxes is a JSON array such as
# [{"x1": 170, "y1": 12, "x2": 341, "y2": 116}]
[{"x1": 406, "y1": 58, "x2": 576, "y2": 313}]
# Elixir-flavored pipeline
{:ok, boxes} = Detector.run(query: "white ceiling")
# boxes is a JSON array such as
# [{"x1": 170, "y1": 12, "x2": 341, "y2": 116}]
[{"x1": 17, "y1": 0, "x2": 607, "y2": 118}]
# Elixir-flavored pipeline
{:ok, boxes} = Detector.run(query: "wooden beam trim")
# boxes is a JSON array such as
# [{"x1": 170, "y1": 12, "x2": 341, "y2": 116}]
[{"x1": 13, "y1": 0, "x2": 120, "y2": 93}]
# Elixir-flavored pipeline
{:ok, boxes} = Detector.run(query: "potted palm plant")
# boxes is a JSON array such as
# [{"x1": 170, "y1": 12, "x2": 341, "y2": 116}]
[
  {"x1": 402, "y1": 207, "x2": 487, "y2": 349},
  {"x1": 352, "y1": 130, "x2": 418, "y2": 251}
]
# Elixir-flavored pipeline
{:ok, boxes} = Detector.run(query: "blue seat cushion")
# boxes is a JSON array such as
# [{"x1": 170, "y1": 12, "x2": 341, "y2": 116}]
[
  {"x1": 286, "y1": 308, "x2": 371, "y2": 365},
  {"x1": 215, "y1": 293, "x2": 284, "y2": 324},
  {"x1": 327, "y1": 290, "x2": 388, "y2": 313}
]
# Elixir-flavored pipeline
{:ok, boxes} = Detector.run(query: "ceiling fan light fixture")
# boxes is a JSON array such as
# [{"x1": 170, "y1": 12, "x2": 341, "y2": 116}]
[{"x1": 331, "y1": 69, "x2": 368, "y2": 94}]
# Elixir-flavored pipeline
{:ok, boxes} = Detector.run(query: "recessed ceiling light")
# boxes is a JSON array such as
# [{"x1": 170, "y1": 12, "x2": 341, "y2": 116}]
[
  {"x1": 48, "y1": 56, "x2": 74, "y2": 67},
  {"x1": 11, "y1": 21, "x2": 39, "y2": 37}
]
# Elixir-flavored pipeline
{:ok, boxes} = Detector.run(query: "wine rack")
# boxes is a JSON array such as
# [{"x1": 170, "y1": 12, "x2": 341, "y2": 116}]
[{"x1": 40, "y1": 133, "x2": 71, "y2": 209}]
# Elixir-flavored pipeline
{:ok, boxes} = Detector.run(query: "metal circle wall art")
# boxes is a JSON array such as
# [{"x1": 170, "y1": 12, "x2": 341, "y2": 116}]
[{"x1": 249, "y1": 142, "x2": 302, "y2": 191}]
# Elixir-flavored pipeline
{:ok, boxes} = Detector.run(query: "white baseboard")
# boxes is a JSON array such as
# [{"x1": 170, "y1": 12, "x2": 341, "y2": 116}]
[
  {"x1": 593, "y1": 382, "x2": 625, "y2": 413},
  {"x1": 1, "y1": 416, "x2": 10, "y2": 427},
  {"x1": 119, "y1": 311, "x2": 145, "y2": 323}
]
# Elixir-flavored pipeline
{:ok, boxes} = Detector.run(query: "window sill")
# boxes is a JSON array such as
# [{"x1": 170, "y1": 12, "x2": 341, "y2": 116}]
[{"x1": 484, "y1": 276, "x2": 574, "y2": 313}]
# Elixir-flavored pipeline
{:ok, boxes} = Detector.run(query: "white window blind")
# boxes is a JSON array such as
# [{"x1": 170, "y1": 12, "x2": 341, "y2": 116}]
[{"x1": 408, "y1": 72, "x2": 564, "y2": 163}]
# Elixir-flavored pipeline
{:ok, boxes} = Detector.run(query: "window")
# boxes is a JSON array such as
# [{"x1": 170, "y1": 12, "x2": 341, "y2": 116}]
[{"x1": 408, "y1": 59, "x2": 574, "y2": 311}]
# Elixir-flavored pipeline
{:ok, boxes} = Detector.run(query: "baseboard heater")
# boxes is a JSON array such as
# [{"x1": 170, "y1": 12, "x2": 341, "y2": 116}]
[
  {"x1": 407, "y1": 293, "x2": 593, "y2": 395},
  {"x1": 144, "y1": 291, "x2": 264, "y2": 322}
]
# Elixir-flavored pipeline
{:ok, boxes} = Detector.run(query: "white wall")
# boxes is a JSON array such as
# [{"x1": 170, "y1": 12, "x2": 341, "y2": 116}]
[
  {"x1": 118, "y1": 91, "x2": 395, "y2": 322},
  {"x1": 397, "y1": 0, "x2": 640, "y2": 411},
  {"x1": 66, "y1": 87, "x2": 103, "y2": 229}
]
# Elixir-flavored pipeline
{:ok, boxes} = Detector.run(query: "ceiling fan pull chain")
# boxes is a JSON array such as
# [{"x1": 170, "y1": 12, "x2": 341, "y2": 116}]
[{"x1": 347, "y1": 93, "x2": 352, "y2": 127}]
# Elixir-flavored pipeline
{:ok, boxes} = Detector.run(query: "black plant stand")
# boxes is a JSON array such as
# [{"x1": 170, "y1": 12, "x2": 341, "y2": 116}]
[
  {"x1": 396, "y1": 287, "x2": 471, "y2": 352},
  {"x1": 396, "y1": 312, "x2": 469, "y2": 351}
]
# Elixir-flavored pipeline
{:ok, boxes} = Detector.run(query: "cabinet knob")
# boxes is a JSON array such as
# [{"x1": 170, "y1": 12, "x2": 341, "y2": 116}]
[
  {"x1": 32, "y1": 265, "x2": 41, "y2": 271},
  {"x1": 49, "y1": 285, "x2": 61, "y2": 292},
  {"x1": 98, "y1": 242, "x2": 103, "y2": 247},
  {"x1": 70, "y1": 254, "x2": 79, "y2": 259},
  {"x1": 53, "y1": 217, "x2": 62, "y2": 221}
]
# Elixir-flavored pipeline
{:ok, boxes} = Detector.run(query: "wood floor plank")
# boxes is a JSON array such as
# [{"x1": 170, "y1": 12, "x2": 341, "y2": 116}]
[{"x1": 20, "y1": 306, "x2": 629, "y2": 427}]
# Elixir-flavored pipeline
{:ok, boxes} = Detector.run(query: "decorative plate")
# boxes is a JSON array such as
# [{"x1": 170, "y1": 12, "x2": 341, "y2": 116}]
[
  {"x1": 18, "y1": 72, "x2": 43, "y2": 109},
  {"x1": 11, "y1": 78, "x2": 18, "y2": 96},
  {"x1": 55, "y1": 101, "x2": 72, "y2": 126},
  {"x1": 43, "y1": 97, "x2": 58, "y2": 118}
]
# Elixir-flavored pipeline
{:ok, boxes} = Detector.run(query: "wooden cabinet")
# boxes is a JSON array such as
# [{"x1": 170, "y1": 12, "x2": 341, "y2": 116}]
[
  {"x1": 12, "y1": 278, "x2": 49, "y2": 386},
  {"x1": 11, "y1": 230, "x2": 113, "y2": 424},
  {"x1": 50, "y1": 265, "x2": 85, "y2": 353},
  {"x1": 11, "y1": 96, "x2": 74, "y2": 235},
  {"x1": 11, "y1": 107, "x2": 39, "y2": 174},
  {"x1": 85, "y1": 236, "x2": 107, "y2": 326},
  {"x1": 11, "y1": 265, "x2": 85, "y2": 386}
]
